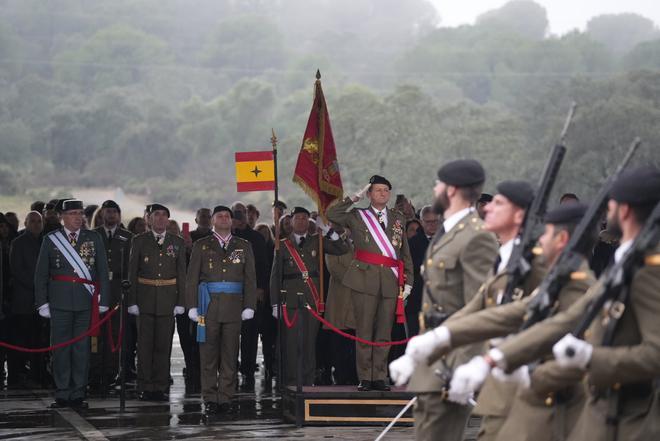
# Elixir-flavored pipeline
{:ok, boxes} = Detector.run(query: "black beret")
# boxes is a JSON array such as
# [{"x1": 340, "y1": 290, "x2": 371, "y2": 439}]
[
  {"x1": 496, "y1": 180, "x2": 535, "y2": 209},
  {"x1": 149, "y1": 203, "x2": 170, "y2": 218},
  {"x1": 369, "y1": 175, "x2": 392, "y2": 190},
  {"x1": 291, "y1": 206, "x2": 310, "y2": 217},
  {"x1": 84, "y1": 204, "x2": 98, "y2": 217},
  {"x1": 101, "y1": 200, "x2": 120, "y2": 212},
  {"x1": 145, "y1": 204, "x2": 152, "y2": 213},
  {"x1": 272, "y1": 200, "x2": 288, "y2": 210},
  {"x1": 61, "y1": 199, "x2": 84, "y2": 212},
  {"x1": 544, "y1": 203, "x2": 588, "y2": 225},
  {"x1": 609, "y1": 166, "x2": 660, "y2": 205},
  {"x1": 0, "y1": 212, "x2": 8, "y2": 226},
  {"x1": 212, "y1": 205, "x2": 233, "y2": 217},
  {"x1": 478, "y1": 193, "x2": 493, "y2": 203},
  {"x1": 44, "y1": 201, "x2": 56, "y2": 211},
  {"x1": 437, "y1": 159, "x2": 486, "y2": 187}
]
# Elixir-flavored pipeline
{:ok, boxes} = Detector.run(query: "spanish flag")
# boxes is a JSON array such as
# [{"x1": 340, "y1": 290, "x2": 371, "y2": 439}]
[{"x1": 235, "y1": 151, "x2": 276, "y2": 192}]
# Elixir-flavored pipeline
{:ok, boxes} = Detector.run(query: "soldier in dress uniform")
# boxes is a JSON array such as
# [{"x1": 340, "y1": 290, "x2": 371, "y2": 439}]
[
  {"x1": 392, "y1": 180, "x2": 545, "y2": 440},
  {"x1": 447, "y1": 166, "x2": 660, "y2": 441},
  {"x1": 34, "y1": 199, "x2": 110, "y2": 408},
  {"x1": 127, "y1": 203, "x2": 186, "y2": 401},
  {"x1": 389, "y1": 160, "x2": 498, "y2": 440},
  {"x1": 185, "y1": 205, "x2": 257, "y2": 413},
  {"x1": 270, "y1": 207, "x2": 348, "y2": 386},
  {"x1": 90, "y1": 200, "x2": 133, "y2": 392},
  {"x1": 326, "y1": 176, "x2": 414, "y2": 392}
]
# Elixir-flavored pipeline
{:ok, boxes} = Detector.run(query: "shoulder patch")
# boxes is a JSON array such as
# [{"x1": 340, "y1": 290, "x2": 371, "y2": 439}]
[{"x1": 645, "y1": 254, "x2": 660, "y2": 266}]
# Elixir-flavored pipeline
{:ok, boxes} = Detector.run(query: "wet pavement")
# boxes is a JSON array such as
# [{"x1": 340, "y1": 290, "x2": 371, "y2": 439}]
[{"x1": 0, "y1": 335, "x2": 418, "y2": 440}]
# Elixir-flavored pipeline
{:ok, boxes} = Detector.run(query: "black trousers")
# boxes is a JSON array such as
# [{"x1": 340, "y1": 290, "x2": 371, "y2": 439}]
[
  {"x1": 7, "y1": 313, "x2": 45, "y2": 384},
  {"x1": 176, "y1": 313, "x2": 199, "y2": 384}
]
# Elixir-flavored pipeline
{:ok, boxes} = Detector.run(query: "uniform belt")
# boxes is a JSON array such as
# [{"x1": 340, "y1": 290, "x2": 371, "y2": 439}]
[
  {"x1": 137, "y1": 277, "x2": 177, "y2": 287},
  {"x1": 282, "y1": 271, "x2": 319, "y2": 280}
]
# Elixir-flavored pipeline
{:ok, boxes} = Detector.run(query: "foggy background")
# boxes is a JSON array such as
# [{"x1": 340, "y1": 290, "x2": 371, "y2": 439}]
[{"x1": 1, "y1": 0, "x2": 659, "y2": 223}]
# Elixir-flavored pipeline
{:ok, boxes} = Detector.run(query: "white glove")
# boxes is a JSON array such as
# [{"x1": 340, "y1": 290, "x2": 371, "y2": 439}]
[
  {"x1": 448, "y1": 356, "x2": 491, "y2": 405},
  {"x1": 127, "y1": 304, "x2": 140, "y2": 316},
  {"x1": 491, "y1": 365, "x2": 530, "y2": 389},
  {"x1": 389, "y1": 354, "x2": 416, "y2": 386},
  {"x1": 316, "y1": 216, "x2": 331, "y2": 234},
  {"x1": 173, "y1": 306, "x2": 185, "y2": 316},
  {"x1": 38, "y1": 303, "x2": 51, "y2": 318},
  {"x1": 241, "y1": 308, "x2": 255, "y2": 321},
  {"x1": 553, "y1": 333, "x2": 593, "y2": 369},
  {"x1": 402, "y1": 284, "x2": 413, "y2": 300},
  {"x1": 272, "y1": 305, "x2": 279, "y2": 319},
  {"x1": 352, "y1": 183, "x2": 371, "y2": 202},
  {"x1": 99, "y1": 305, "x2": 109, "y2": 314},
  {"x1": 188, "y1": 308, "x2": 199, "y2": 323},
  {"x1": 405, "y1": 326, "x2": 451, "y2": 363}
]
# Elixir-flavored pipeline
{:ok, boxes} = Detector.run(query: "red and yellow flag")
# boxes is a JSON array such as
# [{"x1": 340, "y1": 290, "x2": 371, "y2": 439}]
[
  {"x1": 293, "y1": 71, "x2": 343, "y2": 217},
  {"x1": 235, "y1": 151, "x2": 275, "y2": 192}
]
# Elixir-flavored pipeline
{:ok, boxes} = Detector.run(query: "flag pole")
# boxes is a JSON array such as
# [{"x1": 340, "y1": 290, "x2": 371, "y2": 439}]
[
  {"x1": 271, "y1": 128, "x2": 280, "y2": 251},
  {"x1": 315, "y1": 70, "x2": 326, "y2": 313}
]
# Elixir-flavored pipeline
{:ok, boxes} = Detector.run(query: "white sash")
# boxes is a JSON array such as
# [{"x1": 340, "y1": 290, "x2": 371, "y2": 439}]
[
  {"x1": 358, "y1": 209, "x2": 399, "y2": 280},
  {"x1": 49, "y1": 231, "x2": 95, "y2": 295}
]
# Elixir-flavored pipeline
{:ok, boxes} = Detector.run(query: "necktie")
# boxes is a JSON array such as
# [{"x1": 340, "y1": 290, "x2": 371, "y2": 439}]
[
  {"x1": 493, "y1": 255, "x2": 502, "y2": 274},
  {"x1": 69, "y1": 232, "x2": 77, "y2": 246},
  {"x1": 107, "y1": 230, "x2": 113, "y2": 241},
  {"x1": 377, "y1": 211, "x2": 386, "y2": 230},
  {"x1": 299, "y1": 236, "x2": 306, "y2": 248}
]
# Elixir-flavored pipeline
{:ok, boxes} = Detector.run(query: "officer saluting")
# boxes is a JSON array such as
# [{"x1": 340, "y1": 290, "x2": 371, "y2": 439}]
[
  {"x1": 127, "y1": 203, "x2": 186, "y2": 401},
  {"x1": 34, "y1": 199, "x2": 110, "y2": 409},
  {"x1": 326, "y1": 176, "x2": 414, "y2": 392},
  {"x1": 185, "y1": 205, "x2": 257, "y2": 414}
]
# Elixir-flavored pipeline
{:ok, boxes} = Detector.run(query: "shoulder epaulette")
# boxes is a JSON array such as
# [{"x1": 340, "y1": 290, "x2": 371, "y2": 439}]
[
  {"x1": 570, "y1": 271, "x2": 587, "y2": 281},
  {"x1": 645, "y1": 254, "x2": 660, "y2": 266}
]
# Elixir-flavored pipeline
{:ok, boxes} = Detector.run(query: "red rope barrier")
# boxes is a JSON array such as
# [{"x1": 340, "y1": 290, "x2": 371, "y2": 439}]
[
  {"x1": 105, "y1": 314, "x2": 123, "y2": 353},
  {"x1": 306, "y1": 305, "x2": 412, "y2": 347},
  {"x1": 0, "y1": 306, "x2": 119, "y2": 353}
]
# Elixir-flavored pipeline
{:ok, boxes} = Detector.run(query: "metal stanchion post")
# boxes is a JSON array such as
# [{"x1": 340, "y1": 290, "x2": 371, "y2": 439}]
[
  {"x1": 119, "y1": 279, "x2": 130, "y2": 412},
  {"x1": 295, "y1": 292, "x2": 304, "y2": 427}
]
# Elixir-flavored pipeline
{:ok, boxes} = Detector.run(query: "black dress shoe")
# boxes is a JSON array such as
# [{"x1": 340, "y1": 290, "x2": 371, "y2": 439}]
[
  {"x1": 50, "y1": 399, "x2": 69, "y2": 409},
  {"x1": 357, "y1": 380, "x2": 372, "y2": 391},
  {"x1": 204, "y1": 401, "x2": 219, "y2": 414},
  {"x1": 138, "y1": 391, "x2": 151, "y2": 401},
  {"x1": 151, "y1": 391, "x2": 168, "y2": 402},
  {"x1": 371, "y1": 380, "x2": 391, "y2": 391},
  {"x1": 240, "y1": 377, "x2": 255, "y2": 392},
  {"x1": 216, "y1": 402, "x2": 233, "y2": 413},
  {"x1": 69, "y1": 398, "x2": 89, "y2": 409}
]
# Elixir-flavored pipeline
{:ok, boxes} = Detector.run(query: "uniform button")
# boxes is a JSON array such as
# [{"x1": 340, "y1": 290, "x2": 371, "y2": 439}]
[
  {"x1": 438, "y1": 262, "x2": 445, "y2": 268},
  {"x1": 426, "y1": 281, "x2": 431, "y2": 286},
  {"x1": 545, "y1": 396, "x2": 553, "y2": 407},
  {"x1": 157, "y1": 273, "x2": 161, "y2": 277},
  {"x1": 222, "y1": 269, "x2": 227, "y2": 273},
  {"x1": 427, "y1": 259, "x2": 432, "y2": 266},
  {"x1": 159, "y1": 253, "x2": 163, "y2": 257},
  {"x1": 223, "y1": 259, "x2": 227, "y2": 263},
  {"x1": 158, "y1": 263, "x2": 162, "y2": 266},
  {"x1": 486, "y1": 298, "x2": 494, "y2": 306}
]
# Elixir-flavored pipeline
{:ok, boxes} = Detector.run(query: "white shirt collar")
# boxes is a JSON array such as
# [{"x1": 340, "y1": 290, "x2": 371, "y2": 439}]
[
  {"x1": 443, "y1": 207, "x2": 474, "y2": 234},
  {"x1": 105, "y1": 225, "x2": 117, "y2": 236},
  {"x1": 294, "y1": 233, "x2": 307, "y2": 245},
  {"x1": 152, "y1": 230, "x2": 166, "y2": 240},
  {"x1": 614, "y1": 239, "x2": 634, "y2": 264},
  {"x1": 371, "y1": 205, "x2": 388, "y2": 227},
  {"x1": 63, "y1": 227, "x2": 80, "y2": 237},
  {"x1": 498, "y1": 239, "x2": 515, "y2": 273}
]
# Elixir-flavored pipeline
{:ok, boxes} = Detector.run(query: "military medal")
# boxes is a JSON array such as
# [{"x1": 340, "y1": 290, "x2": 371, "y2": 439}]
[
  {"x1": 392, "y1": 238, "x2": 399, "y2": 247},
  {"x1": 311, "y1": 250, "x2": 317, "y2": 257},
  {"x1": 208, "y1": 259, "x2": 213, "y2": 269}
]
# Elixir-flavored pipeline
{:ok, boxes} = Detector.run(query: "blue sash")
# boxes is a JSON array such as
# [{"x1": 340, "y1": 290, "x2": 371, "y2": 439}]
[{"x1": 196, "y1": 281, "x2": 243, "y2": 343}]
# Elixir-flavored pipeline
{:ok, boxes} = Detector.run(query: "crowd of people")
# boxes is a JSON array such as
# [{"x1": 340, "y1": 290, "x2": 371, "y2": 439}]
[{"x1": 0, "y1": 157, "x2": 657, "y2": 441}]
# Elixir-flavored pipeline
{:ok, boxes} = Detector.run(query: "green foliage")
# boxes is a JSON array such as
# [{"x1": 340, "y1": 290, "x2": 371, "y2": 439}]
[{"x1": 1, "y1": 0, "x2": 660, "y2": 212}]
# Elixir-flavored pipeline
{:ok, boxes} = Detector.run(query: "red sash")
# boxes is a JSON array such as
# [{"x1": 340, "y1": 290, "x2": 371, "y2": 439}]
[
  {"x1": 51, "y1": 275, "x2": 101, "y2": 337},
  {"x1": 282, "y1": 239, "x2": 321, "y2": 311},
  {"x1": 354, "y1": 249, "x2": 406, "y2": 324}
]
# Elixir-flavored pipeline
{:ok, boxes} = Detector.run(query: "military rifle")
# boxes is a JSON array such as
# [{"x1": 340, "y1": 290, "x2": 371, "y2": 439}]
[
  {"x1": 521, "y1": 138, "x2": 641, "y2": 330},
  {"x1": 500, "y1": 103, "x2": 576, "y2": 304},
  {"x1": 566, "y1": 200, "x2": 660, "y2": 351}
]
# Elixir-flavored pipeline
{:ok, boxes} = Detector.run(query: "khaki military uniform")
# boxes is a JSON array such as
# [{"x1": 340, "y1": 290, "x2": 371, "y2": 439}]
[
  {"x1": 185, "y1": 234, "x2": 256, "y2": 404},
  {"x1": 324, "y1": 245, "x2": 356, "y2": 331},
  {"x1": 270, "y1": 233, "x2": 348, "y2": 386},
  {"x1": 90, "y1": 226, "x2": 133, "y2": 386},
  {"x1": 326, "y1": 198, "x2": 414, "y2": 383},
  {"x1": 406, "y1": 210, "x2": 498, "y2": 441},
  {"x1": 495, "y1": 245, "x2": 660, "y2": 441},
  {"x1": 128, "y1": 231, "x2": 186, "y2": 394},
  {"x1": 34, "y1": 228, "x2": 110, "y2": 401}
]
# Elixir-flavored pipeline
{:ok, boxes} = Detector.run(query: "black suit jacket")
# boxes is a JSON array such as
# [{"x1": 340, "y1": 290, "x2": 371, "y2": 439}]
[
  {"x1": 406, "y1": 230, "x2": 431, "y2": 336},
  {"x1": 9, "y1": 232, "x2": 42, "y2": 314},
  {"x1": 234, "y1": 226, "x2": 269, "y2": 293},
  {"x1": 94, "y1": 226, "x2": 133, "y2": 305}
]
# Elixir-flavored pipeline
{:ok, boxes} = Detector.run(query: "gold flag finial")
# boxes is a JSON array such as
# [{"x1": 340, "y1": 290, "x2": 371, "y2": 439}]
[
  {"x1": 270, "y1": 128, "x2": 278, "y2": 151},
  {"x1": 316, "y1": 69, "x2": 321, "y2": 80}
]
